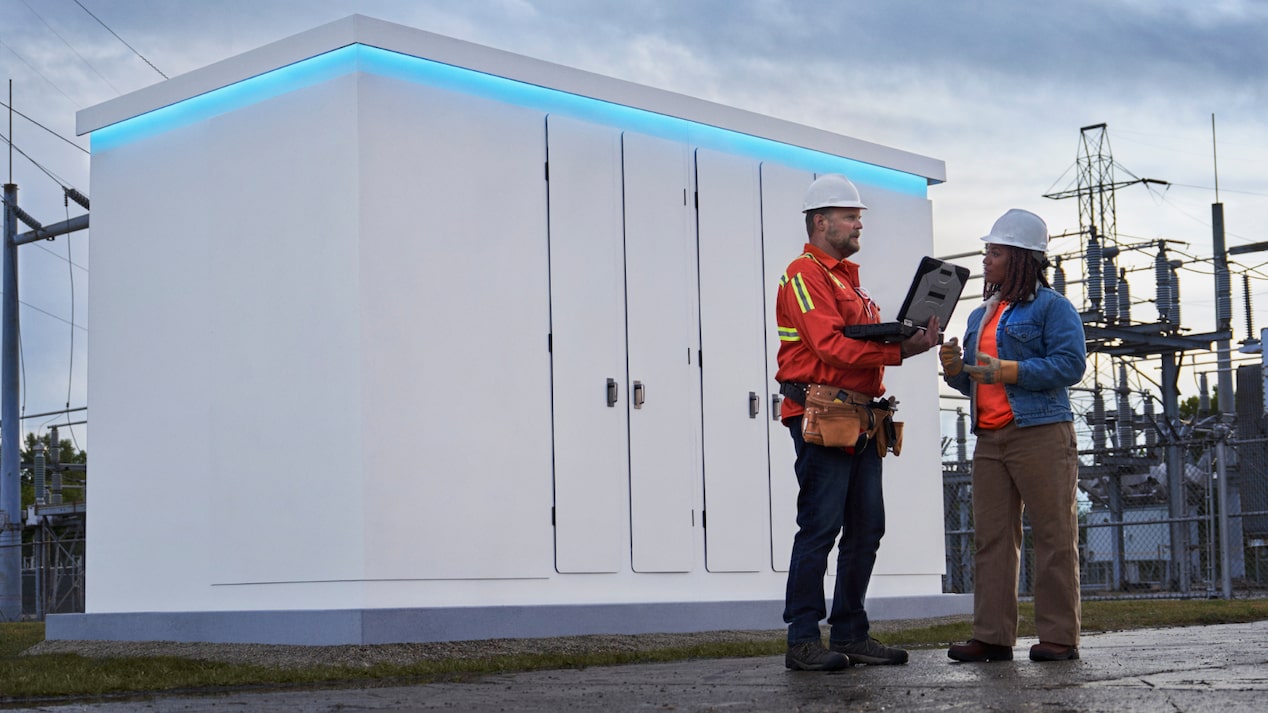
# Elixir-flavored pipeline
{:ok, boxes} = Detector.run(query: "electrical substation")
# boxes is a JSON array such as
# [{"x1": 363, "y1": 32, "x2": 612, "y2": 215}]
[{"x1": 943, "y1": 123, "x2": 1268, "y2": 600}]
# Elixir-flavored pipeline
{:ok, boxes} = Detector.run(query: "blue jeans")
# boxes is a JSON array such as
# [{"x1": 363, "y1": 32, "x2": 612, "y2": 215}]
[{"x1": 783, "y1": 416, "x2": 886, "y2": 645}]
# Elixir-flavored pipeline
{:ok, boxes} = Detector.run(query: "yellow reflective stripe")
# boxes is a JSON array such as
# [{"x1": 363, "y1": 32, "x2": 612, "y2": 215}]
[
  {"x1": 778, "y1": 326, "x2": 800, "y2": 342},
  {"x1": 779, "y1": 273, "x2": 789, "y2": 288},
  {"x1": 791, "y1": 273, "x2": 815, "y2": 313}
]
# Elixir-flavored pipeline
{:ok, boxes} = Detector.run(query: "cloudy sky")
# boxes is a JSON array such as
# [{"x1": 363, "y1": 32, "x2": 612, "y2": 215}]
[{"x1": 2, "y1": 0, "x2": 1266, "y2": 452}]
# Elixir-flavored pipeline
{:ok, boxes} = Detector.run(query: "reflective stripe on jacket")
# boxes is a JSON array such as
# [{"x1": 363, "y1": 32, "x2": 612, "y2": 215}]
[{"x1": 775, "y1": 243, "x2": 902, "y2": 422}]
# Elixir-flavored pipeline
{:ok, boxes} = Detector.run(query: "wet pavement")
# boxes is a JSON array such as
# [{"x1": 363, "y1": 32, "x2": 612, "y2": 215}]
[{"x1": 11, "y1": 620, "x2": 1268, "y2": 712}]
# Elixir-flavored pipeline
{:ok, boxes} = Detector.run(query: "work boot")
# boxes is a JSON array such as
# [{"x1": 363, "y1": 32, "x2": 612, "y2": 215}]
[
  {"x1": 1029, "y1": 641, "x2": 1079, "y2": 661},
  {"x1": 785, "y1": 641, "x2": 850, "y2": 671},
  {"x1": 830, "y1": 637, "x2": 909, "y2": 665},
  {"x1": 947, "y1": 639, "x2": 1014, "y2": 662}
]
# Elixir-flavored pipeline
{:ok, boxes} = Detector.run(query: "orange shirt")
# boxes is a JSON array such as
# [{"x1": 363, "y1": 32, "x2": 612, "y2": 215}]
[
  {"x1": 975, "y1": 300, "x2": 1015, "y2": 430},
  {"x1": 775, "y1": 244, "x2": 903, "y2": 421}
]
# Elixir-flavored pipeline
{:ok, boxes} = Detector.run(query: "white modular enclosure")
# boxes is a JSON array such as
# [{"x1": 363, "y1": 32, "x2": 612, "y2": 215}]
[{"x1": 53, "y1": 15, "x2": 967, "y2": 644}]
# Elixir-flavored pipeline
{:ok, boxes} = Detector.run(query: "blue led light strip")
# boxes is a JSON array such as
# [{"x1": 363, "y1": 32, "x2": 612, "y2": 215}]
[{"x1": 91, "y1": 44, "x2": 927, "y2": 196}]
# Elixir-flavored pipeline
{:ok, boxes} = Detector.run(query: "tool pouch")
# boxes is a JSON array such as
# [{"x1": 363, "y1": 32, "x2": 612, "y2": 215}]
[
  {"x1": 802, "y1": 385, "x2": 866, "y2": 450},
  {"x1": 875, "y1": 416, "x2": 905, "y2": 458}
]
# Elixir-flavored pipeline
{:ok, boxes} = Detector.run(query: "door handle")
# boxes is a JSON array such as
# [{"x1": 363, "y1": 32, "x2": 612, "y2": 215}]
[
  {"x1": 749, "y1": 391, "x2": 760, "y2": 419},
  {"x1": 633, "y1": 380, "x2": 645, "y2": 409},
  {"x1": 606, "y1": 378, "x2": 618, "y2": 407},
  {"x1": 771, "y1": 393, "x2": 782, "y2": 421}
]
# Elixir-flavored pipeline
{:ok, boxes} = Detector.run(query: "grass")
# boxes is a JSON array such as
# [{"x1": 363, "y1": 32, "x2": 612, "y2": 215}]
[{"x1": 2, "y1": 598, "x2": 1267, "y2": 704}]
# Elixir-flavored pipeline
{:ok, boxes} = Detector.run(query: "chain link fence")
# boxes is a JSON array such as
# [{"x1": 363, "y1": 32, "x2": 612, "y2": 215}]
[
  {"x1": 944, "y1": 429, "x2": 1268, "y2": 599},
  {"x1": 17, "y1": 514, "x2": 85, "y2": 620}
]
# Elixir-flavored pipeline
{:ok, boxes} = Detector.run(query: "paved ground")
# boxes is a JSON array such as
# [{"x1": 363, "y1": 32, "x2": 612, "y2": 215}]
[{"x1": 11, "y1": 620, "x2": 1268, "y2": 712}]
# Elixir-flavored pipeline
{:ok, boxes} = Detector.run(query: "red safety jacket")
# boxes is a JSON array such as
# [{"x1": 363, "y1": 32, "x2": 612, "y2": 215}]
[{"x1": 774, "y1": 244, "x2": 903, "y2": 422}]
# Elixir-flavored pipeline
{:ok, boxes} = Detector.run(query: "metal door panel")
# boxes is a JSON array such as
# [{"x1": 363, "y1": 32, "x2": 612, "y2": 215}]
[
  {"x1": 546, "y1": 115, "x2": 630, "y2": 573},
  {"x1": 623, "y1": 131, "x2": 700, "y2": 573},
  {"x1": 696, "y1": 149, "x2": 769, "y2": 572}
]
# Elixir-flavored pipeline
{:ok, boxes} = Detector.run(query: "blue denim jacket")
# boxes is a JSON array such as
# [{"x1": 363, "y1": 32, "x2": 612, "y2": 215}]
[{"x1": 944, "y1": 286, "x2": 1086, "y2": 433}]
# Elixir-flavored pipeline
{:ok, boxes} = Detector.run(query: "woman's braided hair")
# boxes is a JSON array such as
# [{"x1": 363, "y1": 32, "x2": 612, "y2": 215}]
[{"x1": 984, "y1": 244, "x2": 1050, "y2": 302}]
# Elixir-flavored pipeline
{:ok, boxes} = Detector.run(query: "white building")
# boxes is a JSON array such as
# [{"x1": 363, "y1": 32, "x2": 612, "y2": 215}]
[{"x1": 50, "y1": 15, "x2": 966, "y2": 645}]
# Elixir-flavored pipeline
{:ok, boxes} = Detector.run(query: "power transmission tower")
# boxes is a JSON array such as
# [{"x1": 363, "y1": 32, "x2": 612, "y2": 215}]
[{"x1": 1044, "y1": 123, "x2": 1231, "y2": 594}]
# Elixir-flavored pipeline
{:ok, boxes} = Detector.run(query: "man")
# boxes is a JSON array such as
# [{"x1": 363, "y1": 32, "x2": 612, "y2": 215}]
[{"x1": 775, "y1": 173, "x2": 939, "y2": 671}]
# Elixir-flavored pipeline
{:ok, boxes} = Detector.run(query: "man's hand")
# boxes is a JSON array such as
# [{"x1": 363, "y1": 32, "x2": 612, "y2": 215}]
[
  {"x1": 939, "y1": 336, "x2": 963, "y2": 376},
  {"x1": 963, "y1": 351, "x2": 1019, "y2": 385},
  {"x1": 899, "y1": 315, "x2": 940, "y2": 359}
]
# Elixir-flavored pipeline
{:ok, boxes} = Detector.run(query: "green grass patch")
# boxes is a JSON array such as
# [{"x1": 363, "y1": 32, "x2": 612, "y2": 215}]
[
  {"x1": 0, "y1": 622, "x2": 43, "y2": 657},
  {"x1": 3, "y1": 597, "x2": 1267, "y2": 704}
]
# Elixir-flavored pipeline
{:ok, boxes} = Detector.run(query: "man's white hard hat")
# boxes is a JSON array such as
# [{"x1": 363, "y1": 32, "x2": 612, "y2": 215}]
[
  {"x1": 803, "y1": 173, "x2": 867, "y2": 212},
  {"x1": 981, "y1": 209, "x2": 1049, "y2": 253}
]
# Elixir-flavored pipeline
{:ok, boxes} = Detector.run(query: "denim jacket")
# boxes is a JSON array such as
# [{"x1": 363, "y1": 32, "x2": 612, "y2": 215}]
[{"x1": 944, "y1": 286, "x2": 1086, "y2": 433}]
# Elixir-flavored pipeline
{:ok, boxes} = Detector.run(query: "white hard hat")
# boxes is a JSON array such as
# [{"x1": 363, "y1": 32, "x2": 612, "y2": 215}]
[
  {"x1": 803, "y1": 174, "x2": 867, "y2": 212},
  {"x1": 981, "y1": 209, "x2": 1049, "y2": 253}
]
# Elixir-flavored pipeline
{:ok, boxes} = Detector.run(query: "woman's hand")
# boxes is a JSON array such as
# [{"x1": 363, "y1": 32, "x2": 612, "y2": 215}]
[
  {"x1": 964, "y1": 351, "x2": 1019, "y2": 385},
  {"x1": 939, "y1": 337, "x2": 963, "y2": 376}
]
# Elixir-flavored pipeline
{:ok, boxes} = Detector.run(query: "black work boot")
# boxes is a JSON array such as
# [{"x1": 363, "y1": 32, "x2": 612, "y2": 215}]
[{"x1": 785, "y1": 640, "x2": 850, "y2": 671}]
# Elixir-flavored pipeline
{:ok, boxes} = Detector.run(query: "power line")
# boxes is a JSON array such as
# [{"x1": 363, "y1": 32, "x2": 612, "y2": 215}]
[
  {"x1": 0, "y1": 100, "x2": 90, "y2": 155},
  {"x1": 0, "y1": 130, "x2": 75, "y2": 189},
  {"x1": 18, "y1": 0, "x2": 122, "y2": 96},
  {"x1": 0, "y1": 290, "x2": 88, "y2": 332},
  {"x1": 72, "y1": 0, "x2": 167, "y2": 80},
  {"x1": 31, "y1": 241, "x2": 88, "y2": 272},
  {"x1": 1167, "y1": 182, "x2": 1268, "y2": 198},
  {"x1": 0, "y1": 38, "x2": 82, "y2": 109}
]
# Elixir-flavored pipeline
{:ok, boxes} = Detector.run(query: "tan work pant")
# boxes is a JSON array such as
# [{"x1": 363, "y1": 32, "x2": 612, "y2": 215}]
[{"x1": 971, "y1": 420, "x2": 1081, "y2": 647}]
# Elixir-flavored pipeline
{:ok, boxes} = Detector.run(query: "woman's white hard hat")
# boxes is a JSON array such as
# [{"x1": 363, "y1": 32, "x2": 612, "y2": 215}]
[{"x1": 981, "y1": 208, "x2": 1049, "y2": 253}]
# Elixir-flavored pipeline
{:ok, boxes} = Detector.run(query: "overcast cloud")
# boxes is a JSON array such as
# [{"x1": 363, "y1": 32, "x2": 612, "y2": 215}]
[{"x1": 2, "y1": 0, "x2": 1266, "y2": 452}]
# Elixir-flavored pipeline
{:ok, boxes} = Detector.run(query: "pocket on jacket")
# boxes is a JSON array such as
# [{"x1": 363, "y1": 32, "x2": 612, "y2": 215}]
[{"x1": 1004, "y1": 322, "x2": 1041, "y2": 342}]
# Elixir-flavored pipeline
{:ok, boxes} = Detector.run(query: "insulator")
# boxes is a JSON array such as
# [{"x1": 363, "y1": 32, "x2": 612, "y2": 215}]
[
  {"x1": 1216, "y1": 265, "x2": 1232, "y2": 330},
  {"x1": 10, "y1": 201, "x2": 42, "y2": 232},
  {"x1": 1142, "y1": 395, "x2": 1157, "y2": 448},
  {"x1": 1199, "y1": 372, "x2": 1211, "y2": 415},
  {"x1": 1117, "y1": 269, "x2": 1131, "y2": 324},
  {"x1": 1116, "y1": 364, "x2": 1133, "y2": 451},
  {"x1": 1086, "y1": 233, "x2": 1103, "y2": 311},
  {"x1": 1103, "y1": 256, "x2": 1118, "y2": 324},
  {"x1": 1092, "y1": 386, "x2": 1107, "y2": 451},
  {"x1": 64, "y1": 186, "x2": 91, "y2": 210},
  {"x1": 1053, "y1": 257, "x2": 1066, "y2": 296},
  {"x1": 34, "y1": 443, "x2": 46, "y2": 505},
  {"x1": 1155, "y1": 245, "x2": 1171, "y2": 322},
  {"x1": 1245, "y1": 274, "x2": 1256, "y2": 339},
  {"x1": 1169, "y1": 261, "x2": 1182, "y2": 329},
  {"x1": 955, "y1": 409, "x2": 967, "y2": 464}
]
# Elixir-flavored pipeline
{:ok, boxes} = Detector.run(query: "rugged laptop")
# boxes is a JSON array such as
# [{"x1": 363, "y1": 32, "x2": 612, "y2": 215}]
[{"x1": 842, "y1": 256, "x2": 970, "y2": 343}]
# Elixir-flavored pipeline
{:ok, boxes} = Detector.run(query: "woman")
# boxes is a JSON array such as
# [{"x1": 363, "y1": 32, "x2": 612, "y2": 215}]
[{"x1": 941, "y1": 209, "x2": 1087, "y2": 662}]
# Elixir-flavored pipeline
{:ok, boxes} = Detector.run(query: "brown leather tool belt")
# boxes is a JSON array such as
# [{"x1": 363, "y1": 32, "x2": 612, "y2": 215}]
[{"x1": 782, "y1": 382, "x2": 903, "y2": 457}]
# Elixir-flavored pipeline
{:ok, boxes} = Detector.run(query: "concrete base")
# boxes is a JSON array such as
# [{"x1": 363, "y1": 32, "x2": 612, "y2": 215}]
[{"x1": 46, "y1": 594, "x2": 972, "y2": 645}]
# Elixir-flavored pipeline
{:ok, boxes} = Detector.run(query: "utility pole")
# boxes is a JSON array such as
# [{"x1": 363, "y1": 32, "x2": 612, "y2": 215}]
[
  {"x1": 0, "y1": 181, "x2": 16, "y2": 620},
  {"x1": 0, "y1": 178, "x2": 90, "y2": 621}
]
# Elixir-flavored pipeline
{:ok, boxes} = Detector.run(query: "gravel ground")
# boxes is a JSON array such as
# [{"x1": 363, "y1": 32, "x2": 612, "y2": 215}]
[{"x1": 23, "y1": 615, "x2": 970, "y2": 670}]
